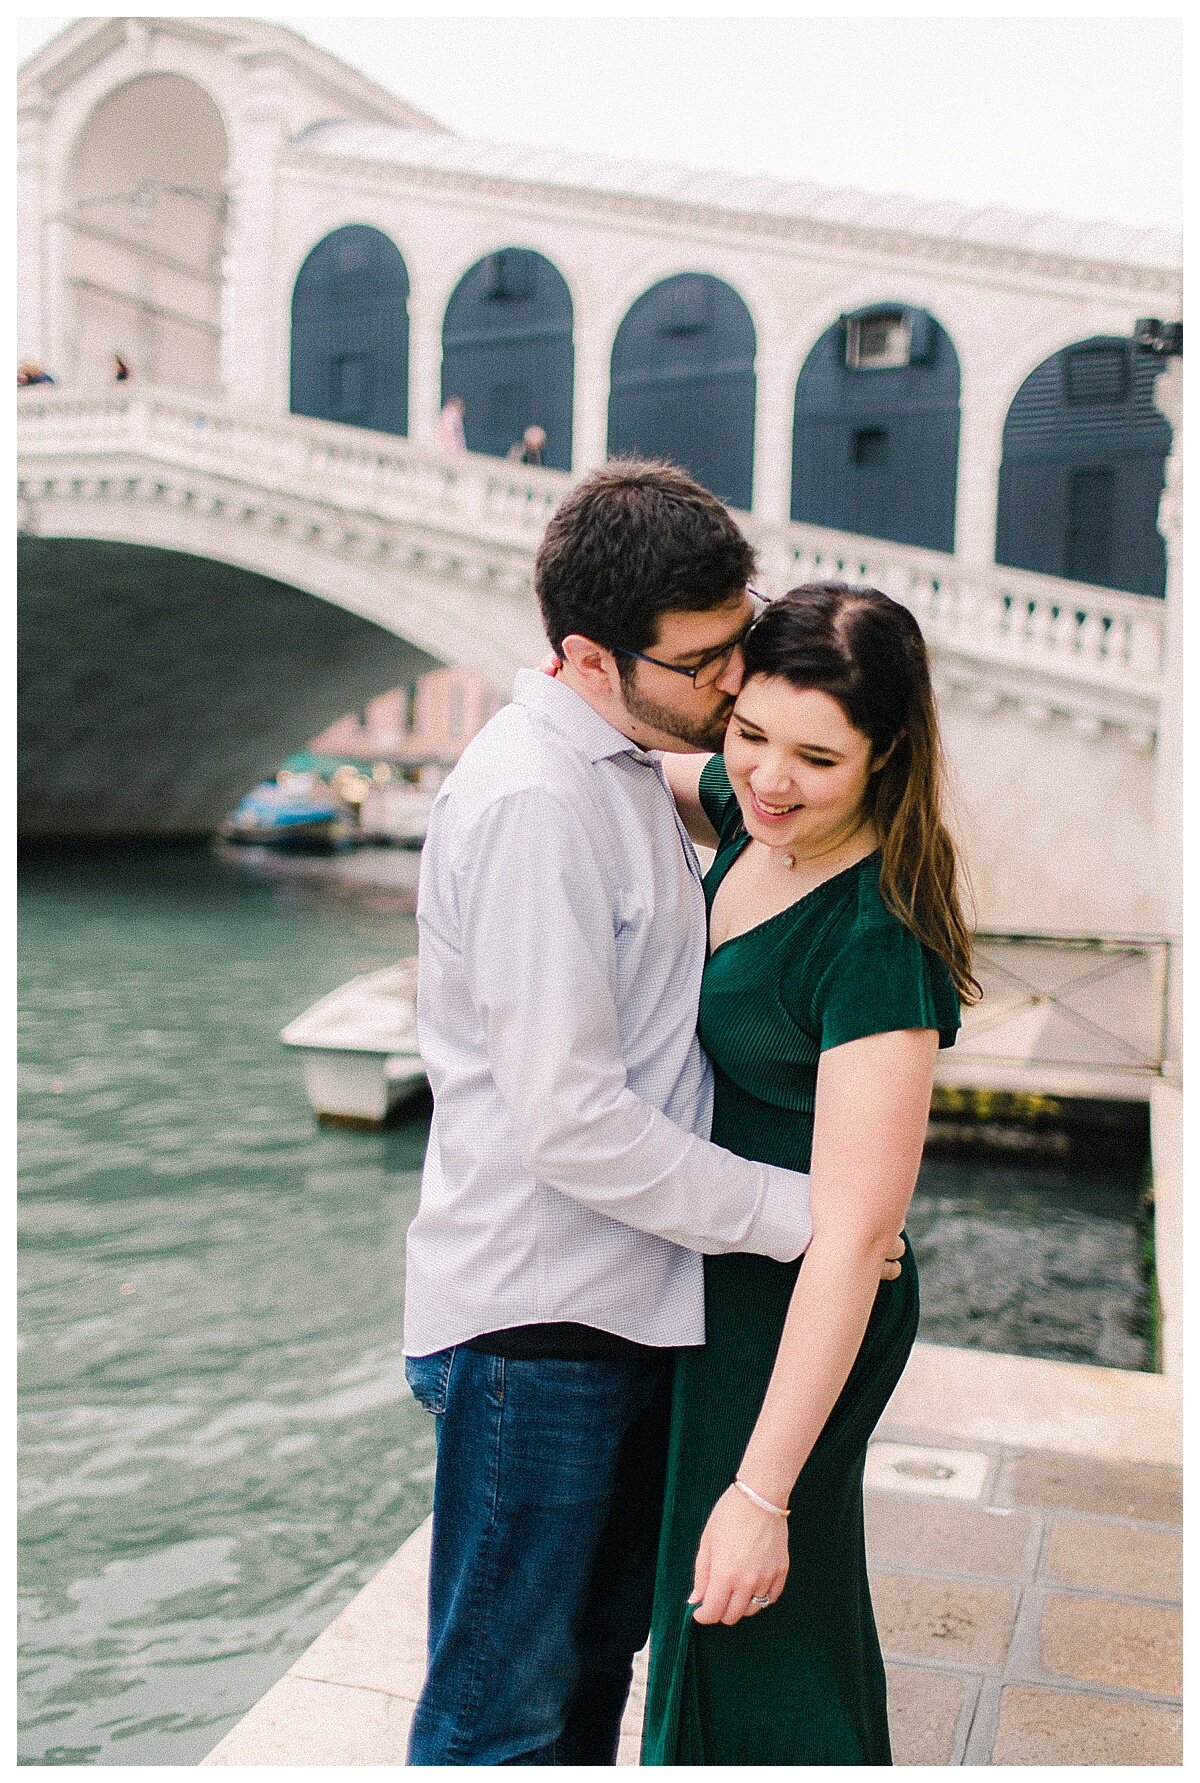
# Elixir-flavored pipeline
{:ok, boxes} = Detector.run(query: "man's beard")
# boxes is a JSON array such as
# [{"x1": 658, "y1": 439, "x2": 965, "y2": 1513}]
[{"x1": 621, "y1": 677, "x2": 734, "y2": 752}]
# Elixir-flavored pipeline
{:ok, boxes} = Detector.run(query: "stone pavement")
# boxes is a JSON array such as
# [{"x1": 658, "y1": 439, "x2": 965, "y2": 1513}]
[{"x1": 203, "y1": 1344, "x2": 1181, "y2": 1767}]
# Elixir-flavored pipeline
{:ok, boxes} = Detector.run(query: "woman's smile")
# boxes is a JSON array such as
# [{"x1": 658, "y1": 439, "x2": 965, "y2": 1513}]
[{"x1": 746, "y1": 787, "x2": 804, "y2": 823}]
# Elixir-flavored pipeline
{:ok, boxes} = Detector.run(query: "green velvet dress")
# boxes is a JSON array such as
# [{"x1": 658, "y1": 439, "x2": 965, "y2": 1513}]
[{"x1": 642, "y1": 757, "x2": 960, "y2": 1767}]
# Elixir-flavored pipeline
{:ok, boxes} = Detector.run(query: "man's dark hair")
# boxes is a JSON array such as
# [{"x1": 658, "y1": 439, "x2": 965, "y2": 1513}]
[{"x1": 535, "y1": 458, "x2": 756, "y2": 668}]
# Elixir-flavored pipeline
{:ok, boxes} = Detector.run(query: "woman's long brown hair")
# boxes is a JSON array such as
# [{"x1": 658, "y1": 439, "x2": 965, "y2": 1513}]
[{"x1": 741, "y1": 583, "x2": 981, "y2": 1004}]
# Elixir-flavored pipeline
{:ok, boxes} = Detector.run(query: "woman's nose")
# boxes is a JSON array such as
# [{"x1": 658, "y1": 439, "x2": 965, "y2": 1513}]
[{"x1": 752, "y1": 764, "x2": 793, "y2": 799}]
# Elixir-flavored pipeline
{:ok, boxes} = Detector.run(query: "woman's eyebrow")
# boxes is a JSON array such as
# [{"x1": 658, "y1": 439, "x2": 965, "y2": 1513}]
[{"x1": 735, "y1": 717, "x2": 844, "y2": 759}]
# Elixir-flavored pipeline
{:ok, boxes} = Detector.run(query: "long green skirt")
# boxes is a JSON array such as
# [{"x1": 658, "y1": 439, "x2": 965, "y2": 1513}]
[{"x1": 642, "y1": 1243, "x2": 919, "y2": 1765}]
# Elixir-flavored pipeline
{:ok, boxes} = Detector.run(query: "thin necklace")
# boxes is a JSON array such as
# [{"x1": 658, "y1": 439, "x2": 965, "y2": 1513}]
[{"x1": 777, "y1": 826, "x2": 871, "y2": 872}]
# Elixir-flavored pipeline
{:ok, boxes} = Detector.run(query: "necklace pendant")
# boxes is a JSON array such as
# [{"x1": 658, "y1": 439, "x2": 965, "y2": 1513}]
[{"x1": 781, "y1": 852, "x2": 796, "y2": 869}]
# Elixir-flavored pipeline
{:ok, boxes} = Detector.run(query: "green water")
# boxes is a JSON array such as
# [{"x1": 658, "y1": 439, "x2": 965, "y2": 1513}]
[
  {"x1": 18, "y1": 843, "x2": 434, "y2": 1766},
  {"x1": 17, "y1": 841, "x2": 1152, "y2": 1766}
]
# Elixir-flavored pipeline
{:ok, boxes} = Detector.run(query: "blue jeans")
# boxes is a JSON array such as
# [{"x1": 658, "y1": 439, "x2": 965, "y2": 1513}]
[{"x1": 404, "y1": 1343, "x2": 673, "y2": 1765}]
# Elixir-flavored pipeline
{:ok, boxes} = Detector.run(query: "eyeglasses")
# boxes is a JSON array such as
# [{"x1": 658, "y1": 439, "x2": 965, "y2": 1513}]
[{"x1": 613, "y1": 590, "x2": 767, "y2": 690}]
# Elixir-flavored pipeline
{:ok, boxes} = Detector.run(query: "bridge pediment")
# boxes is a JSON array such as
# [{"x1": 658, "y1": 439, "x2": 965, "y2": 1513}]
[{"x1": 19, "y1": 16, "x2": 444, "y2": 138}]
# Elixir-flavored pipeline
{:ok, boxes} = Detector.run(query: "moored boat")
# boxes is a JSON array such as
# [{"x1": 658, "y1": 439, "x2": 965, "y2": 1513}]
[
  {"x1": 220, "y1": 774, "x2": 354, "y2": 850},
  {"x1": 357, "y1": 780, "x2": 434, "y2": 846},
  {"x1": 280, "y1": 958, "x2": 427, "y2": 1126}
]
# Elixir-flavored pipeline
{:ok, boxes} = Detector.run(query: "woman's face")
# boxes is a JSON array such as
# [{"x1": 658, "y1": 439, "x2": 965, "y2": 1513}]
[{"x1": 724, "y1": 676, "x2": 882, "y2": 857}]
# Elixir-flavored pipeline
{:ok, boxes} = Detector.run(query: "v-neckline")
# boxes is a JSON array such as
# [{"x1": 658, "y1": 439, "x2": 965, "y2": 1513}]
[{"x1": 706, "y1": 831, "x2": 878, "y2": 962}]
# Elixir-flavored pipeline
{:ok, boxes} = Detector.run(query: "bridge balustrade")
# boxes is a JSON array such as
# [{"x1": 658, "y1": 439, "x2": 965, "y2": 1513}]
[{"x1": 18, "y1": 386, "x2": 1165, "y2": 714}]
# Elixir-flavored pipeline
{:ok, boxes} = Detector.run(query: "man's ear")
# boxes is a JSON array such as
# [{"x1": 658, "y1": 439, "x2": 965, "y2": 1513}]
[{"x1": 560, "y1": 633, "x2": 621, "y2": 696}]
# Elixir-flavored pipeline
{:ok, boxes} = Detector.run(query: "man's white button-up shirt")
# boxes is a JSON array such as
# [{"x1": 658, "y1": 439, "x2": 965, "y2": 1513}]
[{"x1": 403, "y1": 670, "x2": 813, "y2": 1357}]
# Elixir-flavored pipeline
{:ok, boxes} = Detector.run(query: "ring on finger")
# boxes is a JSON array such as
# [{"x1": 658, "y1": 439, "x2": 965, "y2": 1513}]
[{"x1": 750, "y1": 1593, "x2": 771, "y2": 1608}]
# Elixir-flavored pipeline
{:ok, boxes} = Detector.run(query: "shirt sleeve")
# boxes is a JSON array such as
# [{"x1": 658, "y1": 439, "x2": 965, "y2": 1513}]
[
  {"x1": 807, "y1": 916, "x2": 961, "y2": 1053},
  {"x1": 698, "y1": 754, "x2": 745, "y2": 847},
  {"x1": 453, "y1": 785, "x2": 812, "y2": 1262}
]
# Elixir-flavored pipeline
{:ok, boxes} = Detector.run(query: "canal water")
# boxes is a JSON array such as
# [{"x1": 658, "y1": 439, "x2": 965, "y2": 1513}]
[{"x1": 17, "y1": 842, "x2": 1151, "y2": 1766}]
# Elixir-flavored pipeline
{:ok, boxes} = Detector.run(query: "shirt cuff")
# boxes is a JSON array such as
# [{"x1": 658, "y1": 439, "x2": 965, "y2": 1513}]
[{"x1": 746, "y1": 1163, "x2": 814, "y2": 1262}]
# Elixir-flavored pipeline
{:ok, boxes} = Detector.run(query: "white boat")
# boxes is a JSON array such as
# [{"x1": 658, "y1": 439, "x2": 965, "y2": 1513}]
[
  {"x1": 280, "y1": 958, "x2": 427, "y2": 1126},
  {"x1": 357, "y1": 782, "x2": 434, "y2": 846}
]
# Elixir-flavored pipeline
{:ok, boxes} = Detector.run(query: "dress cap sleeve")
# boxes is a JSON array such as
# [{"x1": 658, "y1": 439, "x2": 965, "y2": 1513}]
[
  {"x1": 698, "y1": 755, "x2": 745, "y2": 850},
  {"x1": 812, "y1": 914, "x2": 960, "y2": 1053}
]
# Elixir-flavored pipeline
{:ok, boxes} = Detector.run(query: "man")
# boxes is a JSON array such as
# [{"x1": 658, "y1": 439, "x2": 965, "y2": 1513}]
[
  {"x1": 404, "y1": 460, "x2": 897, "y2": 1765},
  {"x1": 507, "y1": 422, "x2": 547, "y2": 465}
]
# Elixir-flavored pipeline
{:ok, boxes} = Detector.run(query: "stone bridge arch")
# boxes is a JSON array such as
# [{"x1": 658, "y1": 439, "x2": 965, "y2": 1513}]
[{"x1": 17, "y1": 532, "x2": 442, "y2": 840}]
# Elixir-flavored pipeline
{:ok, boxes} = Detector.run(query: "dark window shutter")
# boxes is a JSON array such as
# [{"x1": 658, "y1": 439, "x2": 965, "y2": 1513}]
[
  {"x1": 661, "y1": 277, "x2": 712, "y2": 337},
  {"x1": 1065, "y1": 346, "x2": 1129, "y2": 406},
  {"x1": 853, "y1": 427, "x2": 889, "y2": 466},
  {"x1": 331, "y1": 352, "x2": 369, "y2": 419},
  {"x1": 488, "y1": 250, "x2": 535, "y2": 303},
  {"x1": 1064, "y1": 467, "x2": 1116, "y2": 584}
]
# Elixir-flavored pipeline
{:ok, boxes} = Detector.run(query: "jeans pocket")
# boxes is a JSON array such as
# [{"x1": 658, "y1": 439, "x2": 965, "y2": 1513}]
[{"x1": 405, "y1": 1346, "x2": 456, "y2": 1415}]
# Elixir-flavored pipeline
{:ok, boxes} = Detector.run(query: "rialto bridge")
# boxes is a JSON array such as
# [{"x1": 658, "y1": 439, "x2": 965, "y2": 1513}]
[{"x1": 18, "y1": 15, "x2": 1182, "y2": 948}]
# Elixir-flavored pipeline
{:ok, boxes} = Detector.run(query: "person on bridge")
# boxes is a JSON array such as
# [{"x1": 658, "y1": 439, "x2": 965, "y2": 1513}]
[
  {"x1": 18, "y1": 362, "x2": 55, "y2": 385},
  {"x1": 113, "y1": 351, "x2": 131, "y2": 382},
  {"x1": 507, "y1": 422, "x2": 547, "y2": 465},
  {"x1": 437, "y1": 394, "x2": 466, "y2": 452}
]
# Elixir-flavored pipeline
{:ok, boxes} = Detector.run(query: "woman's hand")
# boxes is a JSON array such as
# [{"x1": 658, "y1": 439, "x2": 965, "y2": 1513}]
[{"x1": 689, "y1": 1484, "x2": 789, "y2": 1626}]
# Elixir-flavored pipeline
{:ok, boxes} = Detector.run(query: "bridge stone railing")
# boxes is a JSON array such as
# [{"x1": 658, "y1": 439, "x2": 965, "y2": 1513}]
[
  {"x1": 16, "y1": 385, "x2": 569, "y2": 546},
  {"x1": 18, "y1": 386, "x2": 1164, "y2": 736},
  {"x1": 752, "y1": 525, "x2": 1164, "y2": 693}
]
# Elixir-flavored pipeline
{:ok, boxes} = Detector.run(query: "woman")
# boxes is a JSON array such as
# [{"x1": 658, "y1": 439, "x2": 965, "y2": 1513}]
[{"x1": 641, "y1": 583, "x2": 978, "y2": 1766}]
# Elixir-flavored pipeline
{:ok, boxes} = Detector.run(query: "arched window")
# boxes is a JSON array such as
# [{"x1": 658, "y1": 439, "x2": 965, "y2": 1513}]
[
  {"x1": 792, "y1": 305, "x2": 961, "y2": 553},
  {"x1": 66, "y1": 74, "x2": 229, "y2": 393},
  {"x1": 441, "y1": 249, "x2": 574, "y2": 469},
  {"x1": 996, "y1": 337, "x2": 1170, "y2": 596},
  {"x1": 290, "y1": 225, "x2": 409, "y2": 436},
  {"x1": 608, "y1": 274, "x2": 756, "y2": 510}
]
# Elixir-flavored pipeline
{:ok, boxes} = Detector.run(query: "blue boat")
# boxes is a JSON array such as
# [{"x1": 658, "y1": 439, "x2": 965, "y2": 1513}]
[{"x1": 219, "y1": 775, "x2": 352, "y2": 850}]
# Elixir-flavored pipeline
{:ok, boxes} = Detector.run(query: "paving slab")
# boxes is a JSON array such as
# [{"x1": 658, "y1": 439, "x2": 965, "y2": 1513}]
[
  {"x1": 872, "y1": 1573, "x2": 1017, "y2": 1669},
  {"x1": 289, "y1": 1519, "x2": 431, "y2": 1699},
  {"x1": 880, "y1": 1344, "x2": 1180, "y2": 1466},
  {"x1": 883, "y1": 1663, "x2": 971, "y2": 1765},
  {"x1": 1038, "y1": 1593, "x2": 1183, "y2": 1696},
  {"x1": 204, "y1": 1674, "x2": 412, "y2": 1766},
  {"x1": 991, "y1": 1684, "x2": 1183, "y2": 1766},
  {"x1": 1042, "y1": 1516, "x2": 1182, "y2": 1601},
  {"x1": 1000, "y1": 1453, "x2": 1183, "y2": 1522},
  {"x1": 866, "y1": 1490, "x2": 1033, "y2": 1578}
]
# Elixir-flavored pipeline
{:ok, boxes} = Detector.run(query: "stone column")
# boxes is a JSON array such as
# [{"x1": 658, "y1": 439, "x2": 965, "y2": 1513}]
[
  {"x1": 17, "y1": 89, "x2": 50, "y2": 362},
  {"x1": 1151, "y1": 355, "x2": 1182, "y2": 967},
  {"x1": 953, "y1": 372, "x2": 1012, "y2": 571},
  {"x1": 571, "y1": 310, "x2": 612, "y2": 474},
  {"x1": 408, "y1": 296, "x2": 443, "y2": 451},
  {"x1": 751, "y1": 336, "x2": 796, "y2": 527},
  {"x1": 220, "y1": 62, "x2": 289, "y2": 409},
  {"x1": 1148, "y1": 350, "x2": 1181, "y2": 1380}
]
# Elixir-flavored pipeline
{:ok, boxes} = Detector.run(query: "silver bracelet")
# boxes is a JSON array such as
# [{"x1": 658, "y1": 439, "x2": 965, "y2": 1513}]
[{"x1": 734, "y1": 1476, "x2": 790, "y2": 1519}]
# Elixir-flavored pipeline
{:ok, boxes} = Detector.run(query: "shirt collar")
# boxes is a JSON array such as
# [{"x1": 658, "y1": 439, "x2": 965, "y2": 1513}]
[{"x1": 512, "y1": 668, "x2": 644, "y2": 764}]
